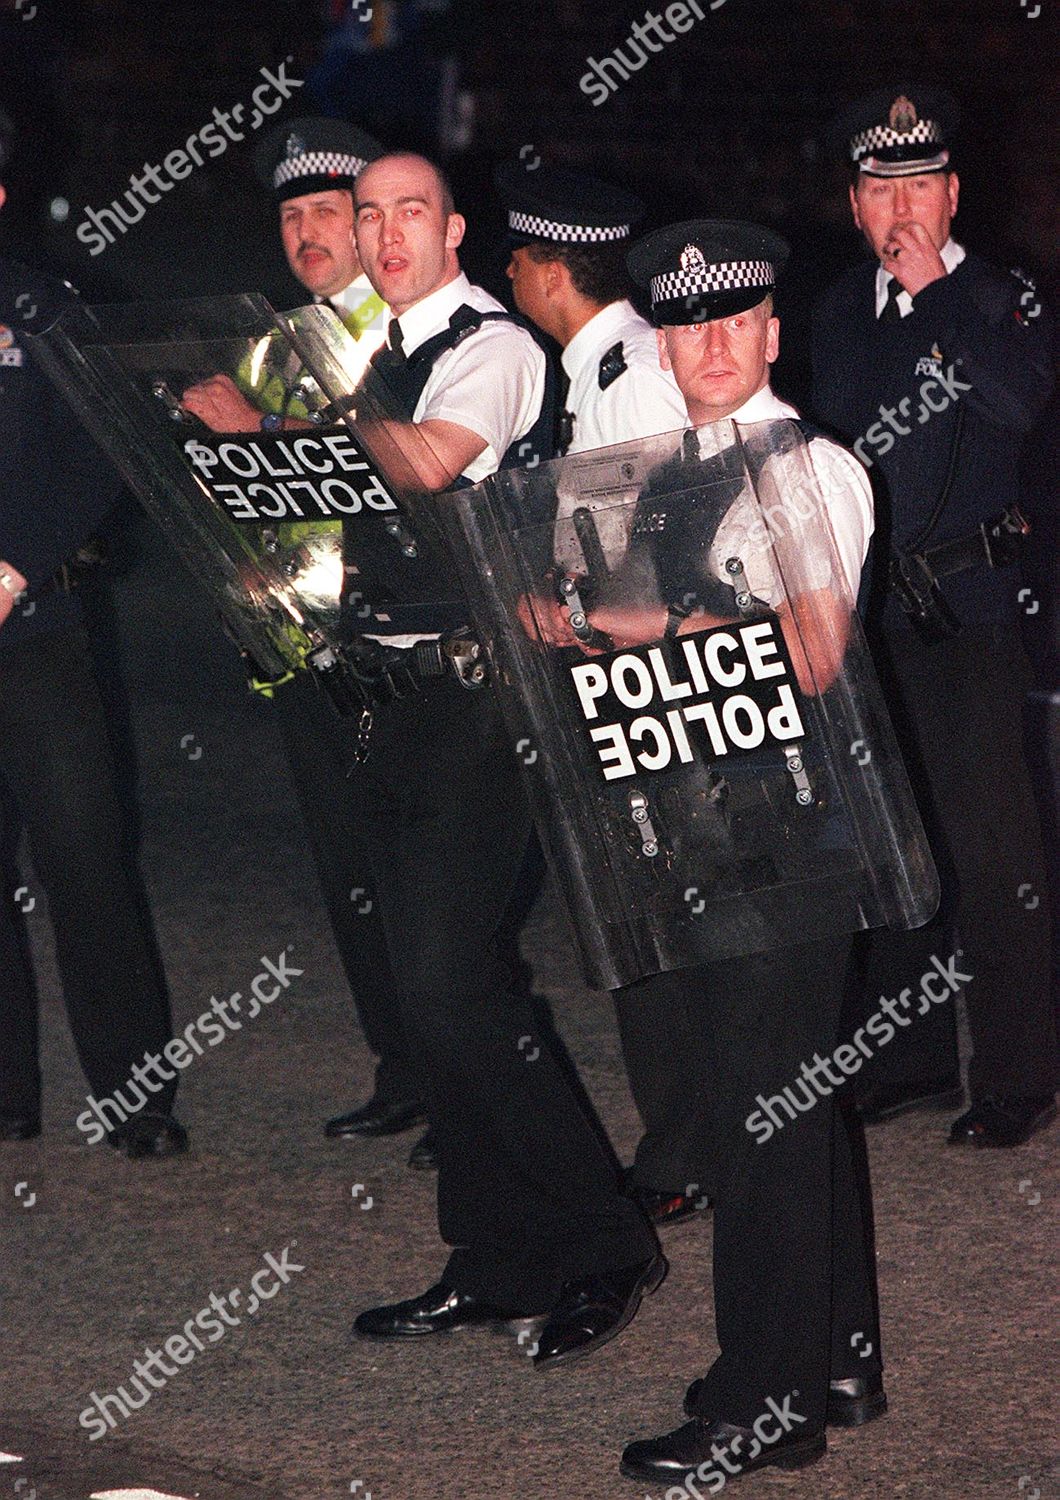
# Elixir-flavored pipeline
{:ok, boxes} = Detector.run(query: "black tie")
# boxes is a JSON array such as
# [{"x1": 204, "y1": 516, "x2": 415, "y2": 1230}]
[
  {"x1": 555, "y1": 366, "x2": 574, "y2": 456},
  {"x1": 880, "y1": 278, "x2": 904, "y2": 325},
  {"x1": 682, "y1": 427, "x2": 701, "y2": 462},
  {"x1": 369, "y1": 317, "x2": 406, "y2": 384}
]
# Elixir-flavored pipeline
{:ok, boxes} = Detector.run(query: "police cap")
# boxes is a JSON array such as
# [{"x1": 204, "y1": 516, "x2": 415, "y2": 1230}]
[
  {"x1": 627, "y1": 218, "x2": 789, "y2": 326},
  {"x1": 254, "y1": 115, "x2": 384, "y2": 202},
  {"x1": 494, "y1": 159, "x2": 645, "y2": 248},
  {"x1": 831, "y1": 86, "x2": 960, "y2": 178}
]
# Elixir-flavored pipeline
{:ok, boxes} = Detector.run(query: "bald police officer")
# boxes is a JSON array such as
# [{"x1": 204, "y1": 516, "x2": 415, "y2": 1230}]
[{"x1": 347, "y1": 151, "x2": 663, "y2": 1361}]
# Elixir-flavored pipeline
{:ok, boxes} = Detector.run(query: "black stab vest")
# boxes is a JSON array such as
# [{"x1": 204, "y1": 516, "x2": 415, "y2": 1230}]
[{"x1": 341, "y1": 305, "x2": 556, "y2": 639}]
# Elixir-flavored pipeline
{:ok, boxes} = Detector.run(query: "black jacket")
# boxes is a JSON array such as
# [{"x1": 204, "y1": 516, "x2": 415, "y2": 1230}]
[
  {"x1": 0, "y1": 256, "x2": 121, "y2": 653},
  {"x1": 811, "y1": 249, "x2": 1054, "y2": 634}
]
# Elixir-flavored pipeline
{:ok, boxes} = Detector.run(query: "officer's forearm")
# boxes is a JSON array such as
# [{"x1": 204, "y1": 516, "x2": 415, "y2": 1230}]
[
  {"x1": 776, "y1": 589, "x2": 850, "y2": 696},
  {"x1": 356, "y1": 416, "x2": 487, "y2": 494}
]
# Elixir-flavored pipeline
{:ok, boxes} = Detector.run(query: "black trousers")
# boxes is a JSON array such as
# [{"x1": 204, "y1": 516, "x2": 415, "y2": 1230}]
[
  {"x1": 0, "y1": 627, "x2": 175, "y2": 1120},
  {"x1": 273, "y1": 671, "x2": 420, "y2": 1105},
  {"x1": 842, "y1": 624, "x2": 1057, "y2": 1100},
  {"x1": 342, "y1": 674, "x2": 656, "y2": 1312},
  {"x1": 684, "y1": 935, "x2": 881, "y2": 1431},
  {"x1": 614, "y1": 968, "x2": 717, "y2": 1194}
]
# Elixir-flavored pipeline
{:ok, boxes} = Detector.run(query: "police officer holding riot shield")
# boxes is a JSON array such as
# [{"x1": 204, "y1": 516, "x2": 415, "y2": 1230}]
[
  {"x1": 183, "y1": 118, "x2": 431, "y2": 1158},
  {"x1": 343, "y1": 151, "x2": 664, "y2": 1357},
  {"x1": 812, "y1": 88, "x2": 1057, "y2": 1147},
  {"x1": 548, "y1": 220, "x2": 884, "y2": 1483}
]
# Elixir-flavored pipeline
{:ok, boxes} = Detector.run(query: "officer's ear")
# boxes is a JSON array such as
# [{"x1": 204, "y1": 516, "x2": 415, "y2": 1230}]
[
  {"x1": 445, "y1": 212, "x2": 466, "y2": 251},
  {"x1": 0, "y1": 184, "x2": 6, "y2": 213},
  {"x1": 946, "y1": 171, "x2": 960, "y2": 219},
  {"x1": 765, "y1": 315, "x2": 780, "y2": 366},
  {"x1": 848, "y1": 182, "x2": 862, "y2": 232},
  {"x1": 656, "y1": 327, "x2": 673, "y2": 372},
  {"x1": 546, "y1": 257, "x2": 571, "y2": 300}
]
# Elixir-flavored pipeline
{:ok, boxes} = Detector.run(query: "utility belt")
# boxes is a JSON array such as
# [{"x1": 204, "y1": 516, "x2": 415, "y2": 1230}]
[
  {"x1": 307, "y1": 630, "x2": 487, "y2": 764},
  {"x1": 889, "y1": 504, "x2": 1030, "y2": 641}
]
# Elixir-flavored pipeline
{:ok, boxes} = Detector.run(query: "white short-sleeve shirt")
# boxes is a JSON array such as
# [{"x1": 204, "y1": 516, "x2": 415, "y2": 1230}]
[
  {"x1": 393, "y1": 271, "x2": 547, "y2": 484},
  {"x1": 702, "y1": 384, "x2": 874, "y2": 605},
  {"x1": 562, "y1": 300, "x2": 688, "y2": 455}
]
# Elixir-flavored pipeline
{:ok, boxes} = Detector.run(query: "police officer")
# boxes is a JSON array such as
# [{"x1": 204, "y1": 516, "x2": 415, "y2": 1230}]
[
  {"x1": 0, "y1": 111, "x2": 186, "y2": 1157},
  {"x1": 812, "y1": 87, "x2": 1057, "y2": 1147},
  {"x1": 496, "y1": 159, "x2": 713, "y2": 1227},
  {"x1": 346, "y1": 151, "x2": 663, "y2": 1358},
  {"x1": 183, "y1": 118, "x2": 431, "y2": 1159},
  {"x1": 597, "y1": 221, "x2": 882, "y2": 1483}
]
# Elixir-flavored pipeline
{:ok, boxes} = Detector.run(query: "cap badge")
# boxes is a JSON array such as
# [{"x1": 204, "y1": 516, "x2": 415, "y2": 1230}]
[
  {"x1": 285, "y1": 132, "x2": 307, "y2": 159},
  {"x1": 680, "y1": 244, "x2": 707, "y2": 274},
  {"x1": 888, "y1": 96, "x2": 917, "y2": 132}
]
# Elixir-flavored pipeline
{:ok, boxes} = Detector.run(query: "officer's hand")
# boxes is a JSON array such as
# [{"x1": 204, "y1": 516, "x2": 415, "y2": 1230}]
[
  {"x1": 882, "y1": 221, "x2": 947, "y2": 298},
  {"x1": 518, "y1": 590, "x2": 600, "y2": 650},
  {"x1": 0, "y1": 560, "x2": 29, "y2": 629},
  {"x1": 182, "y1": 374, "x2": 262, "y2": 433}
]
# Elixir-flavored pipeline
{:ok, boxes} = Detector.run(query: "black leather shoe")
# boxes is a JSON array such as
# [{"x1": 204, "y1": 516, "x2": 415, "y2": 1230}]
[
  {"x1": 0, "y1": 1113, "x2": 41, "y2": 1141},
  {"x1": 353, "y1": 1281, "x2": 539, "y2": 1339},
  {"x1": 407, "y1": 1128, "x2": 438, "y2": 1170},
  {"x1": 948, "y1": 1095, "x2": 1057, "y2": 1148},
  {"x1": 628, "y1": 1180, "x2": 711, "y2": 1228},
  {"x1": 857, "y1": 1075, "x2": 963, "y2": 1124},
  {"x1": 533, "y1": 1253, "x2": 666, "y2": 1368},
  {"x1": 107, "y1": 1112, "x2": 188, "y2": 1159},
  {"x1": 826, "y1": 1373, "x2": 888, "y2": 1426},
  {"x1": 620, "y1": 1415, "x2": 825, "y2": 1483},
  {"x1": 324, "y1": 1098, "x2": 425, "y2": 1139},
  {"x1": 684, "y1": 1372, "x2": 886, "y2": 1428}
]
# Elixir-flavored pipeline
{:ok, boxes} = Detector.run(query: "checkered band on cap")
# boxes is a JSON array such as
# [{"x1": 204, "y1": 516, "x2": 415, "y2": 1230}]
[
  {"x1": 650, "y1": 258, "x2": 774, "y2": 306},
  {"x1": 508, "y1": 210, "x2": 631, "y2": 243},
  {"x1": 849, "y1": 118, "x2": 943, "y2": 161},
  {"x1": 273, "y1": 150, "x2": 366, "y2": 189}
]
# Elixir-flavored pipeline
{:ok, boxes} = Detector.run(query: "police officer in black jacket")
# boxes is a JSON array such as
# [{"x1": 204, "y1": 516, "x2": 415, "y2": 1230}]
[
  {"x1": 812, "y1": 87, "x2": 1057, "y2": 1147},
  {"x1": 0, "y1": 111, "x2": 186, "y2": 1156}
]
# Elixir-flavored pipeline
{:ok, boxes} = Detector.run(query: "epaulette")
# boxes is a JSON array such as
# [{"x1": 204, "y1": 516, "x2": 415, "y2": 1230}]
[{"x1": 598, "y1": 340, "x2": 628, "y2": 391}]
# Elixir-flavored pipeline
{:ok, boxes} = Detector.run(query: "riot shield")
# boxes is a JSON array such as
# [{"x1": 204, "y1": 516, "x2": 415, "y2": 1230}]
[
  {"x1": 28, "y1": 293, "x2": 472, "y2": 701},
  {"x1": 446, "y1": 418, "x2": 940, "y2": 992}
]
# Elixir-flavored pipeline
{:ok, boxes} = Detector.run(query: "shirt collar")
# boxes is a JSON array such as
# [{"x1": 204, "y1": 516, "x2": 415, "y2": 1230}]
[
  {"x1": 322, "y1": 272, "x2": 380, "y2": 316},
  {"x1": 562, "y1": 300, "x2": 635, "y2": 383},
  {"x1": 388, "y1": 270, "x2": 473, "y2": 358},
  {"x1": 690, "y1": 383, "x2": 794, "y2": 454},
  {"x1": 875, "y1": 237, "x2": 965, "y2": 318}
]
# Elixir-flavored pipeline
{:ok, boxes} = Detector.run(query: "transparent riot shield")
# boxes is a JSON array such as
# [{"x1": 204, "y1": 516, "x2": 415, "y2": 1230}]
[
  {"x1": 28, "y1": 293, "x2": 473, "y2": 701},
  {"x1": 445, "y1": 418, "x2": 940, "y2": 992}
]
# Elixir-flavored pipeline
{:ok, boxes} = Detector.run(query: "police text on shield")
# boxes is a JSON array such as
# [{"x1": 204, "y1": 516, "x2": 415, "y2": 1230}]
[{"x1": 569, "y1": 618, "x2": 805, "y2": 782}]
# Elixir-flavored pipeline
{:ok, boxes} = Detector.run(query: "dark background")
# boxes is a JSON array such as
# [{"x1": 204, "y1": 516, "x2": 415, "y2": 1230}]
[
  {"x1": 2, "y1": 0, "x2": 1057, "y2": 322},
  {"x1": 0, "y1": 0, "x2": 1056, "y2": 665}
]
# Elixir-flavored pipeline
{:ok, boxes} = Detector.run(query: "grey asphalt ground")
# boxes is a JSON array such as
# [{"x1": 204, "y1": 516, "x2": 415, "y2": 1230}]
[{"x1": 0, "y1": 520, "x2": 1056, "y2": 1500}]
